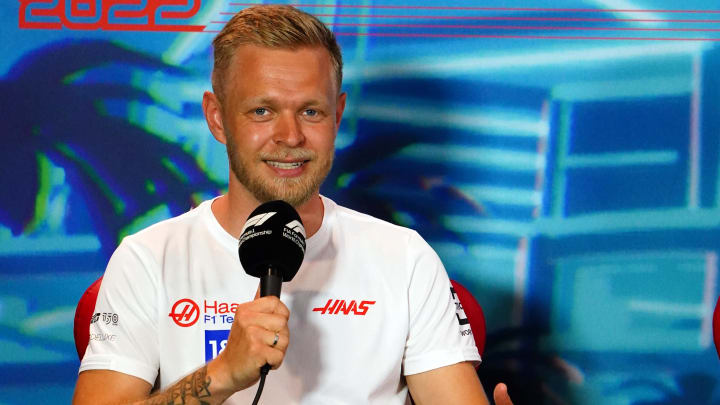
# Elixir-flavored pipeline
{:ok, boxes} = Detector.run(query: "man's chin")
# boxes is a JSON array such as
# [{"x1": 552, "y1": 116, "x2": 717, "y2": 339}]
[
  {"x1": 232, "y1": 163, "x2": 329, "y2": 207},
  {"x1": 252, "y1": 184, "x2": 316, "y2": 207}
]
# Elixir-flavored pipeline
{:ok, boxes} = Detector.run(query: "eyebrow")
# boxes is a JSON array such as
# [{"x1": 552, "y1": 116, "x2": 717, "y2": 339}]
[
  {"x1": 246, "y1": 97, "x2": 326, "y2": 107},
  {"x1": 247, "y1": 97, "x2": 277, "y2": 106},
  {"x1": 301, "y1": 99, "x2": 325, "y2": 107}
]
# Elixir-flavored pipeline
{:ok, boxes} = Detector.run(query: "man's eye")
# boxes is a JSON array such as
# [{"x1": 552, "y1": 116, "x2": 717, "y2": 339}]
[
  {"x1": 304, "y1": 109, "x2": 318, "y2": 117},
  {"x1": 255, "y1": 107, "x2": 268, "y2": 115}
]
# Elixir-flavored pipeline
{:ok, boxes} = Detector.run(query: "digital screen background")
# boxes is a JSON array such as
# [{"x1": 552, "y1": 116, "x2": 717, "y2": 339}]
[{"x1": 2, "y1": 1, "x2": 720, "y2": 403}]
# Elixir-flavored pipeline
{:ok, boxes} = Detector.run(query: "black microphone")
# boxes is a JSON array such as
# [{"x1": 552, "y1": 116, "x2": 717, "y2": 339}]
[
  {"x1": 238, "y1": 200, "x2": 306, "y2": 298},
  {"x1": 238, "y1": 200, "x2": 306, "y2": 384}
]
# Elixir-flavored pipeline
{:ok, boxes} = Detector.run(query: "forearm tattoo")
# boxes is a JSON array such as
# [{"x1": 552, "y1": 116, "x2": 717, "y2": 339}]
[{"x1": 145, "y1": 365, "x2": 212, "y2": 405}]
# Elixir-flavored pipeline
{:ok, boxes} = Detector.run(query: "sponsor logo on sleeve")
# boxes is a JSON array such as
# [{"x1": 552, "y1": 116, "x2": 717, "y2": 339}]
[
  {"x1": 90, "y1": 333, "x2": 118, "y2": 342},
  {"x1": 450, "y1": 287, "x2": 473, "y2": 337},
  {"x1": 312, "y1": 299, "x2": 376, "y2": 315},
  {"x1": 90, "y1": 312, "x2": 119, "y2": 326}
]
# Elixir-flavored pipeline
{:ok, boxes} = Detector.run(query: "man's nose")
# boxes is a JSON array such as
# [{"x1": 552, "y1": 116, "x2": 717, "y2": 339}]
[{"x1": 273, "y1": 112, "x2": 305, "y2": 147}]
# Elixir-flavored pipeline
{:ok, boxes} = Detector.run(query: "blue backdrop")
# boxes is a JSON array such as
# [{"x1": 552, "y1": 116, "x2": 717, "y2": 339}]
[{"x1": 2, "y1": 1, "x2": 720, "y2": 403}]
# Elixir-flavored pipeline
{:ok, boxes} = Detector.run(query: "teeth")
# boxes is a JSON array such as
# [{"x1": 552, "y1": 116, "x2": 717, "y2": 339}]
[{"x1": 266, "y1": 161, "x2": 304, "y2": 169}]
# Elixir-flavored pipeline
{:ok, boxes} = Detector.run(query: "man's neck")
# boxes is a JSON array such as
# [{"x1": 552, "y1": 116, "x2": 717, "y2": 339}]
[{"x1": 210, "y1": 188, "x2": 325, "y2": 240}]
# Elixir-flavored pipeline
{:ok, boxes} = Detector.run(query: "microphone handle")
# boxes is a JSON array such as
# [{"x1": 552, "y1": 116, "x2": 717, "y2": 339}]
[
  {"x1": 259, "y1": 266, "x2": 282, "y2": 376},
  {"x1": 260, "y1": 266, "x2": 282, "y2": 298}
]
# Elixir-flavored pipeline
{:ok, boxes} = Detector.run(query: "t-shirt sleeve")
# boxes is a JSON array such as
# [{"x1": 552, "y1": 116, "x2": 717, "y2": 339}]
[
  {"x1": 78, "y1": 239, "x2": 160, "y2": 385},
  {"x1": 402, "y1": 232, "x2": 481, "y2": 376}
]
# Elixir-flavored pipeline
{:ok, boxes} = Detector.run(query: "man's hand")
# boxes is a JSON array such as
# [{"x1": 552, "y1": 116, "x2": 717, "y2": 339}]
[
  {"x1": 207, "y1": 293, "x2": 291, "y2": 396},
  {"x1": 493, "y1": 383, "x2": 513, "y2": 405}
]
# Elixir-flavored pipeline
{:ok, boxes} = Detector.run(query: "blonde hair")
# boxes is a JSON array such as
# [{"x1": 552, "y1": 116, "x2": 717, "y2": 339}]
[{"x1": 212, "y1": 5, "x2": 343, "y2": 102}]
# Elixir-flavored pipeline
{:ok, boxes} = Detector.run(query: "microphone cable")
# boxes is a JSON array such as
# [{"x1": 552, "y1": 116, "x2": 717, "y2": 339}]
[{"x1": 251, "y1": 364, "x2": 271, "y2": 405}]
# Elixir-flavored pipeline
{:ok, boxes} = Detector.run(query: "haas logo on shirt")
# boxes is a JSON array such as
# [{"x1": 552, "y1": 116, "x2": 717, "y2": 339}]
[
  {"x1": 312, "y1": 299, "x2": 376, "y2": 315},
  {"x1": 169, "y1": 299, "x2": 200, "y2": 327}
]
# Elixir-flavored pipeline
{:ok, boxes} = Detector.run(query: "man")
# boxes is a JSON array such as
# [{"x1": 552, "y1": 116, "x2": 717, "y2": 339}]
[{"x1": 73, "y1": 5, "x2": 513, "y2": 404}]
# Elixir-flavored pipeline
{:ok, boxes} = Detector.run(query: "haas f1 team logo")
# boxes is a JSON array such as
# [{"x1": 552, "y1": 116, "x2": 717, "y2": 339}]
[
  {"x1": 169, "y1": 299, "x2": 200, "y2": 327},
  {"x1": 312, "y1": 299, "x2": 376, "y2": 315}
]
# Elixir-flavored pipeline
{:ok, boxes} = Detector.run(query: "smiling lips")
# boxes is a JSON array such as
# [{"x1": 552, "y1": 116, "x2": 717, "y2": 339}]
[
  {"x1": 261, "y1": 149, "x2": 315, "y2": 176},
  {"x1": 264, "y1": 159, "x2": 309, "y2": 177},
  {"x1": 266, "y1": 160, "x2": 306, "y2": 169}
]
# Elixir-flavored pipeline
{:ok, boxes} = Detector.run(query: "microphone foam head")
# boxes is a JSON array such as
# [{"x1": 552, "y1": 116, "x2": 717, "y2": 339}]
[{"x1": 238, "y1": 200, "x2": 306, "y2": 281}]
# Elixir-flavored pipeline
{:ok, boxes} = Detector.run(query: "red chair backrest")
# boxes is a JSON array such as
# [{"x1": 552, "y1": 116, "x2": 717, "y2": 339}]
[
  {"x1": 714, "y1": 296, "x2": 720, "y2": 360},
  {"x1": 74, "y1": 276, "x2": 103, "y2": 360},
  {"x1": 450, "y1": 279, "x2": 486, "y2": 357}
]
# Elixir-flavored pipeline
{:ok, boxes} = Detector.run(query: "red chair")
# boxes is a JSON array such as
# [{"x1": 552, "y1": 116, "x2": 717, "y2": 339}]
[
  {"x1": 74, "y1": 276, "x2": 103, "y2": 360},
  {"x1": 451, "y1": 279, "x2": 486, "y2": 357}
]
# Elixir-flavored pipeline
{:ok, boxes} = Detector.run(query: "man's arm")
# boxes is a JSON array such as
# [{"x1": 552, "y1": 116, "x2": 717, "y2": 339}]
[
  {"x1": 74, "y1": 364, "x2": 227, "y2": 405},
  {"x1": 407, "y1": 362, "x2": 513, "y2": 405},
  {"x1": 73, "y1": 295, "x2": 290, "y2": 405},
  {"x1": 73, "y1": 370, "x2": 152, "y2": 404}
]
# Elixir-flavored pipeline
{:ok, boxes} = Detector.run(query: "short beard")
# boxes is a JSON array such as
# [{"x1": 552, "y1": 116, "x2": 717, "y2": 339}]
[{"x1": 226, "y1": 136, "x2": 333, "y2": 207}]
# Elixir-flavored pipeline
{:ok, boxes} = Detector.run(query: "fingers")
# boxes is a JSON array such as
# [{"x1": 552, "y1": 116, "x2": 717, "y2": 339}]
[
  {"x1": 236, "y1": 310, "x2": 288, "y2": 334},
  {"x1": 247, "y1": 295, "x2": 291, "y2": 318},
  {"x1": 210, "y1": 295, "x2": 292, "y2": 391},
  {"x1": 254, "y1": 326, "x2": 289, "y2": 352},
  {"x1": 262, "y1": 342, "x2": 286, "y2": 370},
  {"x1": 264, "y1": 329, "x2": 290, "y2": 370},
  {"x1": 493, "y1": 383, "x2": 513, "y2": 405},
  {"x1": 234, "y1": 296, "x2": 289, "y2": 337},
  {"x1": 245, "y1": 325, "x2": 290, "y2": 370},
  {"x1": 239, "y1": 297, "x2": 290, "y2": 370}
]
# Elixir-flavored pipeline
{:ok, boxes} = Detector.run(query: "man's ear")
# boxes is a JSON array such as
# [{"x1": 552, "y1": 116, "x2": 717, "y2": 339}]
[
  {"x1": 203, "y1": 91, "x2": 227, "y2": 145},
  {"x1": 335, "y1": 92, "x2": 347, "y2": 128}
]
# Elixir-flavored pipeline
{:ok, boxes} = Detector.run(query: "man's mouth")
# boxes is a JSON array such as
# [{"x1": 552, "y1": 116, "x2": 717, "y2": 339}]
[{"x1": 265, "y1": 161, "x2": 306, "y2": 169}]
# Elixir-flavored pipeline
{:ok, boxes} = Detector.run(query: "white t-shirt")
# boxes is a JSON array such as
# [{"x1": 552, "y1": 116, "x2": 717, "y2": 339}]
[{"x1": 80, "y1": 196, "x2": 480, "y2": 404}]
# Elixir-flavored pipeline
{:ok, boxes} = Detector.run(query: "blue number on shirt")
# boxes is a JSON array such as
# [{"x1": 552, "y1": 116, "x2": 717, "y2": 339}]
[{"x1": 205, "y1": 329, "x2": 230, "y2": 361}]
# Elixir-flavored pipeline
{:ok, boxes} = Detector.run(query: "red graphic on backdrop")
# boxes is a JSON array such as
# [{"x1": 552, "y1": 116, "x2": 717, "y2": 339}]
[
  {"x1": 19, "y1": 0, "x2": 205, "y2": 31},
  {"x1": 169, "y1": 298, "x2": 200, "y2": 327}
]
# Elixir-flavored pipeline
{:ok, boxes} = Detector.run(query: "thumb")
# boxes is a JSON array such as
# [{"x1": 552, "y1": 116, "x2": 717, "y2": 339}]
[{"x1": 493, "y1": 383, "x2": 513, "y2": 405}]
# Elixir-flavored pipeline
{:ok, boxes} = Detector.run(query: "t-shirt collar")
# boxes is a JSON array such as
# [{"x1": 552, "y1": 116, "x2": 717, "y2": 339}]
[{"x1": 202, "y1": 195, "x2": 335, "y2": 256}]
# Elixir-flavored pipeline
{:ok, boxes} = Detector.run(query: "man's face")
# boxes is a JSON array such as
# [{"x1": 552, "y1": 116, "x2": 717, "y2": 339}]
[{"x1": 219, "y1": 45, "x2": 345, "y2": 206}]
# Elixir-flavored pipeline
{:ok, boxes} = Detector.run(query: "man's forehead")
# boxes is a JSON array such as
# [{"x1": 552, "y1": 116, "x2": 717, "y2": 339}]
[
  {"x1": 224, "y1": 44, "x2": 339, "y2": 92},
  {"x1": 229, "y1": 44, "x2": 330, "y2": 68}
]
